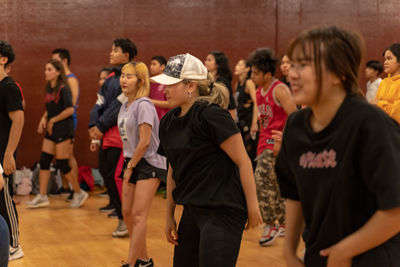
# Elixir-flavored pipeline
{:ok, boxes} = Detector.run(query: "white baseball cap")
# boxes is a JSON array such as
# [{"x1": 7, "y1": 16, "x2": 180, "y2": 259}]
[{"x1": 151, "y1": 53, "x2": 208, "y2": 85}]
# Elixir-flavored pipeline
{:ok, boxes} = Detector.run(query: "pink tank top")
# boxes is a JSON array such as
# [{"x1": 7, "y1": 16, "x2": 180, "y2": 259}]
[{"x1": 256, "y1": 80, "x2": 288, "y2": 154}]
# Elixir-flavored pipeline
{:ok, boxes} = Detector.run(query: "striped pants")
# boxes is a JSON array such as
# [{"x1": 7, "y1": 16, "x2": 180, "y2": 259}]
[{"x1": 0, "y1": 175, "x2": 19, "y2": 248}]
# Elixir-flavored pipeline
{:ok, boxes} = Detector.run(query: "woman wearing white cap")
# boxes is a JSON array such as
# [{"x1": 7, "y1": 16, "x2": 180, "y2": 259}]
[{"x1": 153, "y1": 53, "x2": 262, "y2": 267}]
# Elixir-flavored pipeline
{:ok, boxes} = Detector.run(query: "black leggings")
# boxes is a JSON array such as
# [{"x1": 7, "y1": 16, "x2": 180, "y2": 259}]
[{"x1": 174, "y1": 205, "x2": 246, "y2": 267}]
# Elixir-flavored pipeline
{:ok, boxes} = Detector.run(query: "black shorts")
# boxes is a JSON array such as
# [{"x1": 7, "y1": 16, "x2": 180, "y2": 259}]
[
  {"x1": 45, "y1": 132, "x2": 74, "y2": 144},
  {"x1": 120, "y1": 158, "x2": 167, "y2": 184}
]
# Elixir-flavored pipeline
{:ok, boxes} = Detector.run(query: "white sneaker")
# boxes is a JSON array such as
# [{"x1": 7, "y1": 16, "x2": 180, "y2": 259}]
[
  {"x1": 69, "y1": 190, "x2": 88, "y2": 208},
  {"x1": 112, "y1": 220, "x2": 129, "y2": 237},
  {"x1": 9, "y1": 245, "x2": 24, "y2": 261},
  {"x1": 27, "y1": 194, "x2": 49, "y2": 208},
  {"x1": 259, "y1": 224, "x2": 279, "y2": 246},
  {"x1": 278, "y1": 224, "x2": 285, "y2": 237}
]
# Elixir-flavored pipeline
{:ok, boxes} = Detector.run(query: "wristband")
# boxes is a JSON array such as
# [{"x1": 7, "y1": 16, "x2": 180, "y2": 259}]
[{"x1": 91, "y1": 139, "x2": 100, "y2": 145}]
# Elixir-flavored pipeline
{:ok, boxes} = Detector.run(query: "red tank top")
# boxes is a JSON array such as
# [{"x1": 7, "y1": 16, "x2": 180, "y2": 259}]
[{"x1": 256, "y1": 80, "x2": 288, "y2": 154}]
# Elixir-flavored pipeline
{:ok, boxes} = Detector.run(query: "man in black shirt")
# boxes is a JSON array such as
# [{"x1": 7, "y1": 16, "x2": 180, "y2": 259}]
[{"x1": 0, "y1": 41, "x2": 24, "y2": 260}]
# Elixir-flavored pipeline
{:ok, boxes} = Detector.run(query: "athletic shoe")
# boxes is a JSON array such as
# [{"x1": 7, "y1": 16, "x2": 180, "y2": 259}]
[
  {"x1": 259, "y1": 224, "x2": 279, "y2": 246},
  {"x1": 278, "y1": 224, "x2": 285, "y2": 237},
  {"x1": 135, "y1": 258, "x2": 154, "y2": 267},
  {"x1": 121, "y1": 263, "x2": 132, "y2": 267},
  {"x1": 99, "y1": 190, "x2": 109, "y2": 198},
  {"x1": 112, "y1": 220, "x2": 129, "y2": 237},
  {"x1": 49, "y1": 187, "x2": 71, "y2": 196},
  {"x1": 99, "y1": 203, "x2": 115, "y2": 213},
  {"x1": 65, "y1": 190, "x2": 74, "y2": 202},
  {"x1": 70, "y1": 190, "x2": 88, "y2": 208},
  {"x1": 108, "y1": 210, "x2": 118, "y2": 218},
  {"x1": 27, "y1": 194, "x2": 49, "y2": 208},
  {"x1": 9, "y1": 245, "x2": 24, "y2": 261}
]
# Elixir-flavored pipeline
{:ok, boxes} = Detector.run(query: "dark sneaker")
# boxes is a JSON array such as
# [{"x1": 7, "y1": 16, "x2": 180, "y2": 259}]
[
  {"x1": 108, "y1": 210, "x2": 118, "y2": 218},
  {"x1": 259, "y1": 224, "x2": 279, "y2": 246},
  {"x1": 99, "y1": 190, "x2": 109, "y2": 198},
  {"x1": 135, "y1": 258, "x2": 154, "y2": 267},
  {"x1": 65, "y1": 190, "x2": 74, "y2": 202},
  {"x1": 99, "y1": 203, "x2": 115, "y2": 213},
  {"x1": 50, "y1": 187, "x2": 71, "y2": 196}
]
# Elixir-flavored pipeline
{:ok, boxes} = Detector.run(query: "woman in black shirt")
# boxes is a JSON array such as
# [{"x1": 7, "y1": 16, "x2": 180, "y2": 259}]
[
  {"x1": 204, "y1": 51, "x2": 237, "y2": 119},
  {"x1": 275, "y1": 26, "x2": 400, "y2": 267},
  {"x1": 234, "y1": 59, "x2": 258, "y2": 170},
  {"x1": 152, "y1": 53, "x2": 262, "y2": 267},
  {"x1": 27, "y1": 60, "x2": 87, "y2": 209}
]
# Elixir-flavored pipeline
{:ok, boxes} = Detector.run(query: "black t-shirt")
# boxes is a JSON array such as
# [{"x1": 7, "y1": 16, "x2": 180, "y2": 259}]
[
  {"x1": 0, "y1": 76, "x2": 23, "y2": 160},
  {"x1": 276, "y1": 95, "x2": 400, "y2": 267},
  {"x1": 44, "y1": 84, "x2": 74, "y2": 138},
  {"x1": 216, "y1": 76, "x2": 237, "y2": 110},
  {"x1": 158, "y1": 101, "x2": 246, "y2": 213}
]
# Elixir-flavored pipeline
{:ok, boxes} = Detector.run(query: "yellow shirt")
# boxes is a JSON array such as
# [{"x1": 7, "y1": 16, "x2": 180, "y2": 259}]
[{"x1": 375, "y1": 73, "x2": 400, "y2": 123}]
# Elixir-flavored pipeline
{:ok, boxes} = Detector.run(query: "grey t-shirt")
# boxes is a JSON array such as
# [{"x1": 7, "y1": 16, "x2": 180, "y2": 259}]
[{"x1": 118, "y1": 97, "x2": 166, "y2": 170}]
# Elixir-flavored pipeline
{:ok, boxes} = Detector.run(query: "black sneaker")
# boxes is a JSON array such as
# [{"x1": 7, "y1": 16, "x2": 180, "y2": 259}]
[
  {"x1": 65, "y1": 190, "x2": 74, "y2": 202},
  {"x1": 135, "y1": 258, "x2": 154, "y2": 267},
  {"x1": 107, "y1": 210, "x2": 118, "y2": 218},
  {"x1": 99, "y1": 203, "x2": 115, "y2": 213},
  {"x1": 50, "y1": 187, "x2": 71, "y2": 196}
]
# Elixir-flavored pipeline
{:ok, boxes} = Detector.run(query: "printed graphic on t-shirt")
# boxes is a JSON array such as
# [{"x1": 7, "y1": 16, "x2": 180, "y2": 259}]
[
  {"x1": 299, "y1": 149, "x2": 337, "y2": 169},
  {"x1": 258, "y1": 100, "x2": 273, "y2": 129},
  {"x1": 118, "y1": 118, "x2": 128, "y2": 141}
]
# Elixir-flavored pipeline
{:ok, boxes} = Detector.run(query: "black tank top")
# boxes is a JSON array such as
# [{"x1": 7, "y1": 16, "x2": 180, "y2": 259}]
[{"x1": 236, "y1": 79, "x2": 253, "y2": 126}]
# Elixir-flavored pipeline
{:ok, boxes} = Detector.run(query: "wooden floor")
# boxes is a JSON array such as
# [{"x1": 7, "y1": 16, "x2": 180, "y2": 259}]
[{"x1": 8, "y1": 192, "x2": 297, "y2": 267}]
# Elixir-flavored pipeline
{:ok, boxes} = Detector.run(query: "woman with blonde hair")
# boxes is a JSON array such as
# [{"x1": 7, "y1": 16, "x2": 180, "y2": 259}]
[
  {"x1": 153, "y1": 53, "x2": 262, "y2": 267},
  {"x1": 118, "y1": 62, "x2": 167, "y2": 267}
]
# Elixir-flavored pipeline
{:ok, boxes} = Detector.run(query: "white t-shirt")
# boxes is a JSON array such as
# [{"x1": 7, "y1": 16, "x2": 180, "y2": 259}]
[{"x1": 366, "y1": 78, "x2": 382, "y2": 103}]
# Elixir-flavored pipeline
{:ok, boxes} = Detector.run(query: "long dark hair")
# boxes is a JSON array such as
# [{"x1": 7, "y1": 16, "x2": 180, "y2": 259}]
[
  {"x1": 46, "y1": 59, "x2": 67, "y2": 93},
  {"x1": 209, "y1": 51, "x2": 232, "y2": 82},
  {"x1": 287, "y1": 26, "x2": 364, "y2": 98}
]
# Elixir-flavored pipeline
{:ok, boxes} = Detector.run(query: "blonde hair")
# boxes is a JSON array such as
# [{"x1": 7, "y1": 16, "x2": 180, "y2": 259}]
[
  {"x1": 183, "y1": 73, "x2": 229, "y2": 109},
  {"x1": 121, "y1": 62, "x2": 150, "y2": 100}
]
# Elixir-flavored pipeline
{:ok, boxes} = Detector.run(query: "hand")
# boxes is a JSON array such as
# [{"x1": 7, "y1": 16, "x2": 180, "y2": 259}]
[
  {"x1": 90, "y1": 143, "x2": 99, "y2": 152},
  {"x1": 246, "y1": 205, "x2": 263, "y2": 229},
  {"x1": 89, "y1": 126, "x2": 103, "y2": 140},
  {"x1": 37, "y1": 117, "x2": 47, "y2": 134},
  {"x1": 250, "y1": 123, "x2": 258, "y2": 134},
  {"x1": 46, "y1": 119, "x2": 54, "y2": 136},
  {"x1": 3, "y1": 154, "x2": 16, "y2": 175},
  {"x1": 320, "y1": 244, "x2": 352, "y2": 267},
  {"x1": 123, "y1": 168, "x2": 133, "y2": 182},
  {"x1": 165, "y1": 215, "x2": 179, "y2": 245},
  {"x1": 272, "y1": 130, "x2": 283, "y2": 156}
]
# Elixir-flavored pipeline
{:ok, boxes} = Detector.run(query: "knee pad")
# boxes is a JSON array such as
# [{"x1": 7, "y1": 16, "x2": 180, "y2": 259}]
[
  {"x1": 40, "y1": 152, "x2": 54, "y2": 170},
  {"x1": 56, "y1": 159, "x2": 71, "y2": 174}
]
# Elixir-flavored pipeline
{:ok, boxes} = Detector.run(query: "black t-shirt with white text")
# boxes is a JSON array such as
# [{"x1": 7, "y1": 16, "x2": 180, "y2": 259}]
[
  {"x1": 158, "y1": 101, "x2": 246, "y2": 214},
  {"x1": 276, "y1": 95, "x2": 400, "y2": 266},
  {"x1": 0, "y1": 76, "x2": 23, "y2": 161}
]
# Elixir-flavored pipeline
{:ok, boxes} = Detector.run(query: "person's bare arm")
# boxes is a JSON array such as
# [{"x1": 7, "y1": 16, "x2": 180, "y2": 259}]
[
  {"x1": 165, "y1": 164, "x2": 179, "y2": 245},
  {"x1": 246, "y1": 79, "x2": 259, "y2": 133},
  {"x1": 68, "y1": 77, "x2": 79, "y2": 107},
  {"x1": 150, "y1": 98, "x2": 175, "y2": 109},
  {"x1": 275, "y1": 85, "x2": 297, "y2": 115},
  {"x1": 3, "y1": 110, "x2": 24, "y2": 175},
  {"x1": 220, "y1": 133, "x2": 263, "y2": 228}
]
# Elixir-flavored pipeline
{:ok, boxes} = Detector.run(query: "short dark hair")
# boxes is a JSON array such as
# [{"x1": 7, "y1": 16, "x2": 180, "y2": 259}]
[
  {"x1": 113, "y1": 38, "x2": 137, "y2": 60},
  {"x1": 99, "y1": 67, "x2": 112, "y2": 76},
  {"x1": 366, "y1": 60, "x2": 383, "y2": 74},
  {"x1": 151, "y1": 56, "x2": 167, "y2": 66},
  {"x1": 52, "y1": 48, "x2": 71, "y2": 65},
  {"x1": 247, "y1": 48, "x2": 278, "y2": 75},
  {"x1": 383, "y1": 43, "x2": 400, "y2": 62},
  {"x1": 0, "y1": 41, "x2": 15, "y2": 67}
]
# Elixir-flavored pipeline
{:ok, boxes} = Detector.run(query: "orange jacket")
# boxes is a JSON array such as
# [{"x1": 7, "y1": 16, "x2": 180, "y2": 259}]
[{"x1": 375, "y1": 74, "x2": 400, "y2": 123}]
